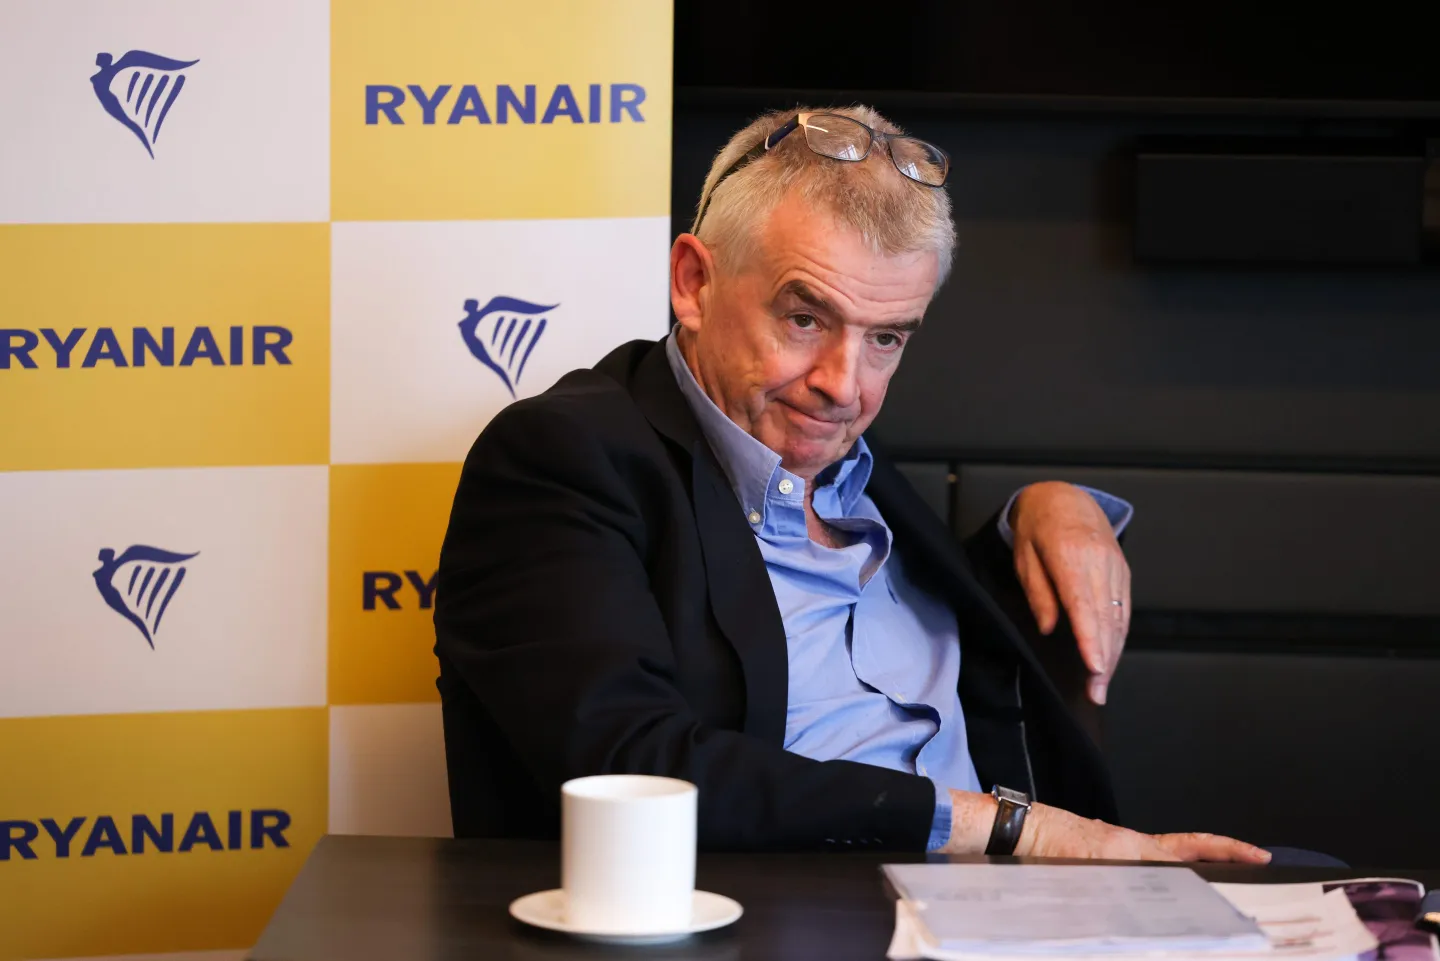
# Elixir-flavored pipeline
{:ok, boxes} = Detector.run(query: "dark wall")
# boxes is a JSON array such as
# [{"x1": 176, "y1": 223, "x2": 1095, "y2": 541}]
[
  {"x1": 675, "y1": 1, "x2": 1440, "y2": 100},
  {"x1": 672, "y1": 97, "x2": 1440, "y2": 866}
]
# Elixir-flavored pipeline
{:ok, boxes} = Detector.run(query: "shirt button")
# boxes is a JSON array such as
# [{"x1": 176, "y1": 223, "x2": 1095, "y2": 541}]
[
  {"x1": 778, "y1": 478, "x2": 794, "y2": 495},
  {"x1": 747, "y1": 510, "x2": 762, "y2": 525}
]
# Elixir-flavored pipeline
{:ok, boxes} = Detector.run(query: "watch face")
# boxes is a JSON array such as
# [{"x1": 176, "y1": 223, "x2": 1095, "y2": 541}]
[{"x1": 995, "y1": 786, "x2": 1031, "y2": 807}]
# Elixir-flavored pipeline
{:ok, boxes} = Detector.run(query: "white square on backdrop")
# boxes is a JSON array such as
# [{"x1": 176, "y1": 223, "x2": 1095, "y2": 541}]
[
  {"x1": 0, "y1": 465, "x2": 328, "y2": 718},
  {"x1": 329, "y1": 703, "x2": 453, "y2": 838},
  {"x1": 330, "y1": 217, "x2": 672, "y2": 465},
  {"x1": 0, "y1": 0, "x2": 329, "y2": 223}
]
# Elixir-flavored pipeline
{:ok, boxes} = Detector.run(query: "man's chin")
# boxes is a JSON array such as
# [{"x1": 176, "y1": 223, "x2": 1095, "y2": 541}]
[
  {"x1": 758, "y1": 413, "x2": 853, "y2": 475},
  {"x1": 775, "y1": 438, "x2": 851, "y2": 479}
]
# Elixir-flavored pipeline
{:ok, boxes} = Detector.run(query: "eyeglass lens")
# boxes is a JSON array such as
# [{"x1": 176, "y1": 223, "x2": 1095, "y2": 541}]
[
  {"x1": 889, "y1": 137, "x2": 948, "y2": 187},
  {"x1": 801, "y1": 115, "x2": 870, "y2": 162},
  {"x1": 800, "y1": 114, "x2": 947, "y2": 187}
]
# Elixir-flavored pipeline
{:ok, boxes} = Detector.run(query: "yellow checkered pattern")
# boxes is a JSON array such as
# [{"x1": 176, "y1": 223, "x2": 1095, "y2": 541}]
[{"x1": 0, "y1": 2, "x2": 672, "y2": 958}]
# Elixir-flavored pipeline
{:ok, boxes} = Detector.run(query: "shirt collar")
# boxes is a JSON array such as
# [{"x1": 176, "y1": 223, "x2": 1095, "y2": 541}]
[{"x1": 664, "y1": 328, "x2": 873, "y2": 523}]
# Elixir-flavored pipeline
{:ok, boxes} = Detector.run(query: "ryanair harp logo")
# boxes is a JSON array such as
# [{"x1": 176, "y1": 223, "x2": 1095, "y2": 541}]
[
  {"x1": 90, "y1": 50, "x2": 198, "y2": 158},
  {"x1": 93, "y1": 545, "x2": 198, "y2": 648},
  {"x1": 458, "y1": 297, "x2": 555, "y2": 398}
]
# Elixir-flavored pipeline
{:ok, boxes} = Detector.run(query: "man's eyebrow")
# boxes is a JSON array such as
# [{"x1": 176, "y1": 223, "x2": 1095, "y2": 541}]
[
  {"x1": 775, "y1": 280, "x2": 837, "y2": 315},
  {"x1": 775, "y1": 280, "x2": 924, "y2": 332}
]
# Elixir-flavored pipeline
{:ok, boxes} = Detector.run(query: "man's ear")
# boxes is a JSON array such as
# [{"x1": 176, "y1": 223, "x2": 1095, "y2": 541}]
[{"x1": 670, "y1": 233, "x2": 714, "y2": 335}]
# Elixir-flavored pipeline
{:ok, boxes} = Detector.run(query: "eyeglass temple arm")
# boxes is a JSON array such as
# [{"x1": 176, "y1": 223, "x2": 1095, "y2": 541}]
[
  {"x1": 764, "y1": 115, "x2": 802, "y2": 149},
  {"x1": 693, "y1": 115, "x2": 805, "y2": 233}
]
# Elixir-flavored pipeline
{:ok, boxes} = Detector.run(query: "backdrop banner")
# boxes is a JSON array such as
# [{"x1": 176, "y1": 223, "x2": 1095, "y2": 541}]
[{"x1": 0, "y1": 1, "x2": 673, "y2": 957}]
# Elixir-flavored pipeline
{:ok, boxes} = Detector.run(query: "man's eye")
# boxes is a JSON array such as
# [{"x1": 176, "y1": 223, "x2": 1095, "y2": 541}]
[
  {"x1": 875, "y1": 332, "x2": 904, "y2": 349},
  {"x1": 791, "y1": 314, "x2": 818, "y2": 330}
]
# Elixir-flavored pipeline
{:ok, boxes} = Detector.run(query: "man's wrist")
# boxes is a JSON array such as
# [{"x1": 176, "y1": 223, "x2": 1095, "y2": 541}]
[
  {"x1": 942, "y1": 788, "x2": 1000, "y2": 855},
  {"x1": 941, "y1": 790, "x2": 1055, "y2": 857},
  {"x1": 1012, "y1": 802, "x2": 1055, "y2": 857},
  {"x1": 984, "y1": 786, "x2": 1032, "y2": 856}
]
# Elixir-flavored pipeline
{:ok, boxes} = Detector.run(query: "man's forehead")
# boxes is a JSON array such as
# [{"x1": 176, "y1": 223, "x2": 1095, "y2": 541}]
[{"x1": 755, "y1": 197, "x2": 937, "y2": 283}]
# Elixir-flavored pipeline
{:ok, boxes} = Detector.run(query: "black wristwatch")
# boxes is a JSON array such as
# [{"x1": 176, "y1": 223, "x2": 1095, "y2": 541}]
[{"x1": 984, "y1": 785, "x2": 1032, "y2": 856}]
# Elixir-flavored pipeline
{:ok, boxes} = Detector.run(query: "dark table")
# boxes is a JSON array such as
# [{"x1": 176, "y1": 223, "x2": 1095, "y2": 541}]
[{"x1": 249, "y1": 836, "x2": 1438, "y2": 961}]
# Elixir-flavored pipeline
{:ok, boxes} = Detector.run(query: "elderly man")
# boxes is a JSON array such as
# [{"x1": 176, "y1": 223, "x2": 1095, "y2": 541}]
[{"x1": 434, "y1": 106, "x2": 1268, "y2": 862}]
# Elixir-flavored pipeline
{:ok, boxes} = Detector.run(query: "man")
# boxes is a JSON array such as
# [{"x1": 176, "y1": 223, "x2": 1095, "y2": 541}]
[{"x1": 434, "y1": 106, "x2": 1268, "y2": 862}]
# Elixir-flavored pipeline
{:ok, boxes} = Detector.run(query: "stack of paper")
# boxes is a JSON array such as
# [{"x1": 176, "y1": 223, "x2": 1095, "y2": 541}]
[
  {"x1": 883, "y1": 865, "x2": 1272, "y2": 959},
  {"x1": 883, "y1": 866, "x2": 1431, "y2": 961}
]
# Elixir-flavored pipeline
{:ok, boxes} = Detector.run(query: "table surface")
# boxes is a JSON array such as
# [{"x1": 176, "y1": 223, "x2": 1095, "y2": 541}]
[{"x1": 249, "y1": 836, "x2": 1439, "y2": 961}]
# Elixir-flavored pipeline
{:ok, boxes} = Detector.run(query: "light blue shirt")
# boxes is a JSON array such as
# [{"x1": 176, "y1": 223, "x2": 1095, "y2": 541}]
[{"x1": 664, "y1": 332, "x2": 1131, "y2": 850}]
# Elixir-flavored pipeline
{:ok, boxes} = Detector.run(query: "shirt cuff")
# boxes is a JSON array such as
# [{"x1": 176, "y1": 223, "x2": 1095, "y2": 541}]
[
  {"x1": 926, "y1": 779, "x2": 953, "y2": 853},
  {"x1": 996, "y1": 484, "x2": 1135, "y2": 548}
]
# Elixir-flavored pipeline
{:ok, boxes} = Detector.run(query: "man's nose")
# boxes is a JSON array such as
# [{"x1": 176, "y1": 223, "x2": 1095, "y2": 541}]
[{"x1": 808, "y1": 337, "x2": 862, "y2": 410}]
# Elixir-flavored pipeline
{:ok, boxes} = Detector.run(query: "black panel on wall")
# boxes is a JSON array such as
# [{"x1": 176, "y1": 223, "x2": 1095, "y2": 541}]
[{"x1": 674, "y1": 1, "x2": 1440, "y2": 101}]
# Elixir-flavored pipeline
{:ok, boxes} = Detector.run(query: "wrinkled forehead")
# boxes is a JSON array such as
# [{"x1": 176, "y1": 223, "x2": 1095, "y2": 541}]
[{"x1": 744, "y1": 194, "x2": 941, "y2": 301}]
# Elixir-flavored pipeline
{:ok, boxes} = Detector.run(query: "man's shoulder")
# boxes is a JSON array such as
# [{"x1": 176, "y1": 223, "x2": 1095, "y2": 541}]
[{"x1": 478, "y1": 338, "x2": 664, "y2": 454}]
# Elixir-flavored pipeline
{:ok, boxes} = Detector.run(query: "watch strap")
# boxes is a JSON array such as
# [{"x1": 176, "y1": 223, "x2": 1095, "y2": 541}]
[{"x1": 984, "y1": 786, "x2": 1030, "y2": 856}]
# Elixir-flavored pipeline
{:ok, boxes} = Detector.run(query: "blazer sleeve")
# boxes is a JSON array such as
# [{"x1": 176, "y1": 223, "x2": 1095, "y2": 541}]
[{"x1": 433, "y1": 396, "x2": 937, "y2": 852}]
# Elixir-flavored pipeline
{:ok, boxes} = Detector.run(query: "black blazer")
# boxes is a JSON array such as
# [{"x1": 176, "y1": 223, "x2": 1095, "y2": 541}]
[{"x1": 434, "y1": 338, "x2": 1118, "y2": 851}]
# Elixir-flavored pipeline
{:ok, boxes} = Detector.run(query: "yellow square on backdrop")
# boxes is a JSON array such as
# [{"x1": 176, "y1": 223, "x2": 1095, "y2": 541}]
[
  {"x1": 331, "y1": 0, "x2": 673, "y2": 221},
  {"x1": 0, "y1": 708, "x2": 327, "y2": 959},
  {"x1": 0, "y1": 224, "x2": 329, "y2": 472},
  {"x1": 329, "y1": 462, "x2": 463, "y2": 705}
]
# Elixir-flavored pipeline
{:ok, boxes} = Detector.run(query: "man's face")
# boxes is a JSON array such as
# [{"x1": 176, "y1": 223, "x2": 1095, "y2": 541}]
[{"x1": 677, "y1": 193, "x2": 938, "y2": 482}]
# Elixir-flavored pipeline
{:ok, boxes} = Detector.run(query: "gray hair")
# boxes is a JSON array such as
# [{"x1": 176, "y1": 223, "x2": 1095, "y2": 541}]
[{"x1": 690, "y1": 105, "x2": 955, "y2": 285}]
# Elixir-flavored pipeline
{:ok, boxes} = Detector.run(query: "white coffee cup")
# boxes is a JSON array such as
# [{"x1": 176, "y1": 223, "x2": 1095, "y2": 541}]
[{"x1": 561, "y1": 774, "x2": 698, "y2": 933}]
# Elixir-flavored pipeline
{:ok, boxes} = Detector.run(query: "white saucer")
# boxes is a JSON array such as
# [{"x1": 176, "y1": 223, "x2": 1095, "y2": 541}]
[{"x1": 508, "y1": 889, "x2": 743, "y2": 944}]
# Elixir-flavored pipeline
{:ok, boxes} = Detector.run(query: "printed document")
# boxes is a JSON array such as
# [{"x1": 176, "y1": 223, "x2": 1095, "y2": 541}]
[{"x1": 882, "y1": 864, "x2": 1269, "y2": 956}]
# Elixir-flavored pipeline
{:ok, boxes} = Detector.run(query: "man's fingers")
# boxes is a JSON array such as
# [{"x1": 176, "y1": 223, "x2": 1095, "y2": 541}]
[
  {"x1": 1041, "y1": 539, "x2": 1106, "y2": 676},
  {"x1": 1100, "y1": 551, "x2": 1129, "y2": 671},
  {"x1": 1117, "y1": 556, "x2": 1132, "y2": 652},
  {"x1": 1156, "y1": 833, "x2": 1272, "y2": 864},
  {"x1": 1086, "y1": 537, "x2": 1117, "y2": 676},
  {"x1": 1009, "y1": 483, "x2": 1131, "y2": 702},
  {"x1": 1087, "y1": 554, "x2": 1131, "y2": 705},
  {"x1": 1015, "y1": 541, "x2": 1060, "y2": 635}
]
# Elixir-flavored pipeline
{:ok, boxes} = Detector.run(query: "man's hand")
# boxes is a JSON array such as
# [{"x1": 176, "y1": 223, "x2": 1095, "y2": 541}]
[
  {"x1": 1009, "y1": 482, "x2": 1130, "y2": 705},
  {"x1": 942, "y1": 790, "x2": 1270, "y2": 864},
  {"x1": 1019, "y1": 802, "x2": 1271, "y2": 864}
]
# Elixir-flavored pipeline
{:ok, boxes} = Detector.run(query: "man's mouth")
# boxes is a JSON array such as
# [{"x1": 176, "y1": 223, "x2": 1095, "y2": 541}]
[{"x1": 779, "y1": 401, "x2": 847, "y2": 429}]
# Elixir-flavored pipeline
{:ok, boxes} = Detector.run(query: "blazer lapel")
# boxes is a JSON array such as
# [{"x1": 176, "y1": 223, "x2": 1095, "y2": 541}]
[{"x1": 623, "y1": 341, "x2": 789, "y2": 745}]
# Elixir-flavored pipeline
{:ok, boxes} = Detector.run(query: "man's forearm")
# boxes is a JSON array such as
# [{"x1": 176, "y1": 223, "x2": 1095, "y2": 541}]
[
  {"x1": 940, "y1": 789, "x2": 1272, "y2": 863},
  {"x1": 938, "y1": 790, "x2": 1088, "y2": 857},
  {"x1": 938, "y1": 788, "x2": 1001, "y2": 855}
]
